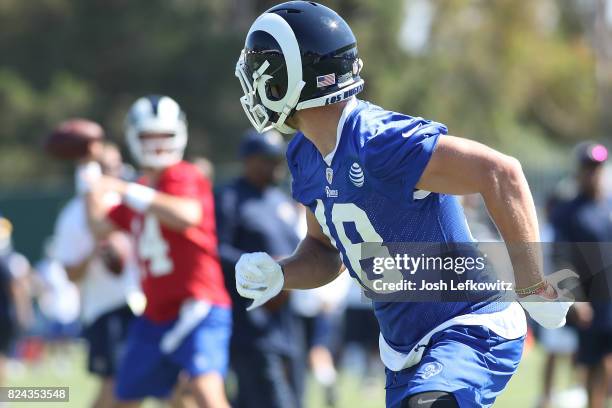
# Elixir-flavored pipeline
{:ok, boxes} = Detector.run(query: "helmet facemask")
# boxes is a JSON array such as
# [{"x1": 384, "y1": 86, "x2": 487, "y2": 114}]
[{"x1": 127, "y1": 130, "x2": 187, "y2": 169}]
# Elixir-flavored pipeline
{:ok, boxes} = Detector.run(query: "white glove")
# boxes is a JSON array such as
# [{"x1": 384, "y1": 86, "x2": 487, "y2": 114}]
[
  {"x1": 518, "y1": 269, "x2": 577, "y2": 329},
  {"x1": 235, "y1": 252, "x2": 284, "y2": 311},
  {"x1": 520, "y1": 297, "x2": 573, "y2": 329}
]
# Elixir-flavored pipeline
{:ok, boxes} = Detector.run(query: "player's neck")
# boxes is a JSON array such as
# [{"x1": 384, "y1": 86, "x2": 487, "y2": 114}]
[{"x1": 294, "y1": 102, "x2": 348, "y2": 158}]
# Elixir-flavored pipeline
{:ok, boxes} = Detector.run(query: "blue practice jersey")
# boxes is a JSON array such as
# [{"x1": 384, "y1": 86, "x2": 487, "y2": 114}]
[{"x1": 287, "y1": 98, "x2": 507, "y2": 353}]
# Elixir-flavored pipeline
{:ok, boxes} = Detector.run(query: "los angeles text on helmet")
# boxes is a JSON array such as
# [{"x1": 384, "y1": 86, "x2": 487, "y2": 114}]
[{"x1": 325, "y1": 83, "x2": 365, "y2": 106}]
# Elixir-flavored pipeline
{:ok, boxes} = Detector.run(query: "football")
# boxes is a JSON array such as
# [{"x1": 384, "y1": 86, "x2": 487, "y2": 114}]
[{"x1": 43, "y1": 118, "x2": 105, "y2": 160}]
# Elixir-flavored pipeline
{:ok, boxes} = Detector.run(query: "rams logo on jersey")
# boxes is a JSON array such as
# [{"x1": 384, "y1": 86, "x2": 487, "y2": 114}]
[
  {"x1": 326, "y1": 167, "x2": 334, "y2": 184},
  {"x1": 419, "y1": 362, "x2": 443, "y2": 379}
]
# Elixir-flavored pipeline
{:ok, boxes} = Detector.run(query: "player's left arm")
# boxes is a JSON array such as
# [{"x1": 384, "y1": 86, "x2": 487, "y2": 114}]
[
  {"x1": 417, "y1": 136, "x2": 545, "y2": 292},
  {"x1": 419, "y1": 135, "x2": 572, "y2": 329},
  {"x1": 96, "y1": 175, "x2": 202, "y2": 232}
]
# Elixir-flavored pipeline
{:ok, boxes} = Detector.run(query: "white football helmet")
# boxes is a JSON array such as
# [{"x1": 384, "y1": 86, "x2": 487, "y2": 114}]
[{"x1": 125, "y1": 95, "x2": 188, "y2": 168}]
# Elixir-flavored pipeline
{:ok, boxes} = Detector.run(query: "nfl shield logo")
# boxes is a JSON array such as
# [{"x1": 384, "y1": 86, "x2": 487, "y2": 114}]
[{"x1": 326, "y1": 167, "x2": 333, "y2": 184}]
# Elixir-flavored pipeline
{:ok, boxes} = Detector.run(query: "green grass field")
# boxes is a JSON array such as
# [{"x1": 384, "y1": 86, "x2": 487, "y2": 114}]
[{"x1": 6, "y1": 342, "x2": 576, "y2": 408}]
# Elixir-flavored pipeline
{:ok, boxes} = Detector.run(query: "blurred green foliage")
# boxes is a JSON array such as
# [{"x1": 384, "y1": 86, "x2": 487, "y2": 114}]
[{"x1": 0, "y1": 0, "x2": 604, "y2": 187}]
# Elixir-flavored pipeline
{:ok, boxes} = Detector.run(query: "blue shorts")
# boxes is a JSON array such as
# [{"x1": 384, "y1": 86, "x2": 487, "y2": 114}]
[
  {"x1": 115, "y1": 305, "x2": 231, "y2": 401},
  {"x1": 385, "y1": 325, "x2": 524, "y2": 408}
]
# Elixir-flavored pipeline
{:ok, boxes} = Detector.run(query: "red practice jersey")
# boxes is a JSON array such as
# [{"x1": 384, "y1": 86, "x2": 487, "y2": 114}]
[{"x1": 108, "y1": 161, "x2": 231, "y2": 322}]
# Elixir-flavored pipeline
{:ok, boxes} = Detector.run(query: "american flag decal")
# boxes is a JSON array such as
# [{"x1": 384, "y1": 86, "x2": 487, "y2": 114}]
[{"x1": 316, "y1": 73, "x2": 336, "y2": 88}]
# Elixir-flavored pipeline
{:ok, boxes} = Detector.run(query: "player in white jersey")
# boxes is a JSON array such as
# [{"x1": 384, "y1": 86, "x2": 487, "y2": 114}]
[{"x1": 54, "y1": 139, "x2": 139, "y2": 408}]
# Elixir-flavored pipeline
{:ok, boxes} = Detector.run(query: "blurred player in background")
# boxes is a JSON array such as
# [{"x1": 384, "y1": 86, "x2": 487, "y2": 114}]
[
  {"x1": 536, "y1": 193, "x2": 584, "y2": 408},
  {"x1": 0, "y1": 216, "x2": 34, "y2": 333},
  {"x1": 234, "y1": 2, "x2": 572, "y2": 407},
  {"x1": 86, "y1": 95, "x2": 231, "y2": 408},
  {"x1": 0, "y1": 255, "x2": 12, "y2": 391},
  {"x1": 550, "y1": 142, "x2": 612, "y2": 408},
  {"x1": 342, "y1": 281, "x2": 382, "y2": 391},
  {"x1": 34, "y1": 237, "x2": 81, "y2": 374},
  {"x1": 292, "y1": 272, "x2": 351, "y2": 407},
  {"x1": 50, "y1": 121, "x2": 140, "y2": 408},
  {"x1": 0, "y1": 216, "x2": 33, "y2": 388},
  {"x1": 215, "y1": 130, "x2": 306, "y2": 408}
]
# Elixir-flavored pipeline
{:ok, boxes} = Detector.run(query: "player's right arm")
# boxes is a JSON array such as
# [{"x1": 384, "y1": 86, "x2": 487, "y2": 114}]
[
  {"x1": 85, "y1": 185, "x2": 117, "y2": 239},
  {"x1": 235, "y1": 208, "x2": 343, "y2": 309}
]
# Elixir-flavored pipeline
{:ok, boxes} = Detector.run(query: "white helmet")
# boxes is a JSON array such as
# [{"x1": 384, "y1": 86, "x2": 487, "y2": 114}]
[{"x1": 125, "y1": 95, "x2": 188, "y2": 168}]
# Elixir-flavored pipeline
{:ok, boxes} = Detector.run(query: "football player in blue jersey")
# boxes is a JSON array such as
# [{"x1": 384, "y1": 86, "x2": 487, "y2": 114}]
[{"x1": 234, "y1": 2, "x2": 573, "y2": 407}]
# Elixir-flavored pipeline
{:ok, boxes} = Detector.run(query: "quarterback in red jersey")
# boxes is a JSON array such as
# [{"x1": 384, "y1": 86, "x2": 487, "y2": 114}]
[
  {"x1": 86, "y1": 95, "x2": 231, "y2": 408},
  {"x1": 107, "y1": 160, "x2": 230, "y2": 321}
]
